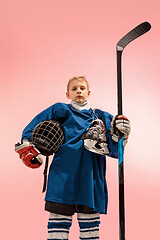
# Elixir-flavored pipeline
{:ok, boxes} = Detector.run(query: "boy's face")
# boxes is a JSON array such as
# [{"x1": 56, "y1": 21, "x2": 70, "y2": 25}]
[{"x1": 66, "y1": 79, "x2": 90, "y2": 104}]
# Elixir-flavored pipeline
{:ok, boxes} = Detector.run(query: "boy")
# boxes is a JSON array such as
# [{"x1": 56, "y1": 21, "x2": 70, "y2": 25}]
[{"x1": 15, "y1": 76, "x2": 130, "y2": 240}]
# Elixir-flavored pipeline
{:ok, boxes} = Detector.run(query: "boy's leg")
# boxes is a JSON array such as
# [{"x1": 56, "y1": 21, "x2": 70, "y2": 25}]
[
  {"x1": 77, "y1": 212, "x2": 100, "y2": 240},
  {"x1": 47, "y1": 213, "x2": 72, "y2": 240}
]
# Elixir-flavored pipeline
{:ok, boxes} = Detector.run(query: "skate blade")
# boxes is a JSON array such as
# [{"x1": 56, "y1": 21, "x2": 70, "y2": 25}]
[{"x1": 83, "y1": 139, "x2": 109, "y2": 155}]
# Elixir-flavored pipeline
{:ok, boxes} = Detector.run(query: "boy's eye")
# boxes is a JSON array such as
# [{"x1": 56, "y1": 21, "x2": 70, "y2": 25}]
[{"x1": 71, "y1": 86, "x2": 86, "y2": 91}]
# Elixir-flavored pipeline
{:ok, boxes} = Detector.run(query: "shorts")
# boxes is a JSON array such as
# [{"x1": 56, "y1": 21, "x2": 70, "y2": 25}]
[{"x1": 45, "y1": 201, "x2": 97, "y2": 216}]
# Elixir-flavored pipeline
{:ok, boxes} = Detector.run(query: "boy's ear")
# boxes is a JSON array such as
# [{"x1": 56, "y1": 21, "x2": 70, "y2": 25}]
[
  {"x1": 88, "y1": 90, "x2": 91, "y2": 97},
  {"x1": 66, "y1": 92, "x2": 70, "y2": 99}
]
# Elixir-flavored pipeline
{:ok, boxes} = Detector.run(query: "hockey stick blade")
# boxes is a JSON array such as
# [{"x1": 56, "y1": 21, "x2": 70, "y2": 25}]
[{"x1": 117, "y1": 22, "x2": 151, "y2": 51}]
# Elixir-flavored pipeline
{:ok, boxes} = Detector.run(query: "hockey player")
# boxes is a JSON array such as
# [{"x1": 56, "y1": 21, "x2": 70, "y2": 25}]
[{"x1": 15, "y1": 76, "x2": 130, "y2": 240}]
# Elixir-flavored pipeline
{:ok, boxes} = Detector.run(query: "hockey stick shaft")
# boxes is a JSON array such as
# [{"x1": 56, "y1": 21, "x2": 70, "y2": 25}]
[
  {"x1": 116, "y1": 21, "x2": 151, "y2": 240},
  {"x1": 117, "y1": 49, "x2": 125, "y2": 240},
  {"x1": 42, "y1": 156, "x2": 49, "y2": 193},
  {"x1": 117, "y1": 50, "x2": 123, "y2": 115}
]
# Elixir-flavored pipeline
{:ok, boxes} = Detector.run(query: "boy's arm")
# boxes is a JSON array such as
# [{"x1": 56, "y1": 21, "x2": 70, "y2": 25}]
[
  {"x1": 22, "y1": 105, "x2": 55, "y2": 141},
  {"x1": 107, "y1": 132, "x2": 119, "y2": 158},
  {"x1": 15, "y1": 104, "x2": 56, "y2": 168}
]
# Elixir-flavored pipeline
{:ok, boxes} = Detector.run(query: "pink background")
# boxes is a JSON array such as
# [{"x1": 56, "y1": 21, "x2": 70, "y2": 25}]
[{"x1": 0, "y1": 0, "x2": 159, "y2": 239}]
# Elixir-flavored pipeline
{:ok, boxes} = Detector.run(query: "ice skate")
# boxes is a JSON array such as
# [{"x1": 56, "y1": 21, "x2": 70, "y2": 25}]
[{"x1": 82, "y1": 119, "x2": 109, "y2": 155}]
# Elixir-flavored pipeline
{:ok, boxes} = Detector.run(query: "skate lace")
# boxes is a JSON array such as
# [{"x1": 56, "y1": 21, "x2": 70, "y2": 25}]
[
  {"x1": 93, "y1": 109, "x2": 98, "y2": 121},
  {"x1": 87, "y1": 109, "x2": 104, "y2": 134}
]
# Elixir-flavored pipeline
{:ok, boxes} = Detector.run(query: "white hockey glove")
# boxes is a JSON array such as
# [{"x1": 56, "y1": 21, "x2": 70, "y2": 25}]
[
  {"x1": 82, "y1": 119, "x2": 109, "y2": 155},
  {"x1": 110, "y1": 115, "x2": 131, "y2": 146}
]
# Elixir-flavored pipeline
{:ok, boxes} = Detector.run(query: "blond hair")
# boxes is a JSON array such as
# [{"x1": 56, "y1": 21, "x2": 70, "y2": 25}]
[{"x1": 67, "y1": 76, "x2": 89, "y2": 91}]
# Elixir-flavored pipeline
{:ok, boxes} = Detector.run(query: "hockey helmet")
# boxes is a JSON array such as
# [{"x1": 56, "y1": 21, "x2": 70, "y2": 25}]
[{"x1": 30, "y1": 120, "x2": 64, "y2": 156}]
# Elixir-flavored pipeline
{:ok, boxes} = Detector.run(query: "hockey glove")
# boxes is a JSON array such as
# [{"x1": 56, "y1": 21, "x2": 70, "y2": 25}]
[
  {"x1": 15, "y1": 140, "x2": 43, "y2": 169},
  {"x1": 82, "y1": 119, "x2": 109, "y2": 155},
  {"x1": 110, "y1": 115, "x2": 131, "y2": 146}
]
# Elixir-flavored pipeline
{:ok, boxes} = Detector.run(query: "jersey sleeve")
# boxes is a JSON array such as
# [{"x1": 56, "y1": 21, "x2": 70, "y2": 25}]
[{"x1": 21, "y1": 103, "x2": 67, "y2": 141}]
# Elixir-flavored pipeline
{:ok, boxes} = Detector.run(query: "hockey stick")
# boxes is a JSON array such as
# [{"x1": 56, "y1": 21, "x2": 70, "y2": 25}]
[{"x1": 116, "y1": 21, "x2": 151, "y2": 240}]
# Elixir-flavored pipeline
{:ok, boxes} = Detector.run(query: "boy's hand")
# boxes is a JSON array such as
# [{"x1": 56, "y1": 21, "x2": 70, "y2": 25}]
[
  {"x1": 110, "y1": 115, "x2": 131, "y2": 146},
  {"x1": 15, "y1": 140, "x2": 43, "y2": 168}
]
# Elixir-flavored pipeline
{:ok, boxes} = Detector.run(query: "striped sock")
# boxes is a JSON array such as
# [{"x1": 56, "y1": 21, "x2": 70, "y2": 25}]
[
  {"x1": 77, "y1": 213, "x2": 100, "y2": 240},
  {"x1": 47, "y1": 213, "x2": 72, "y2": 240}
]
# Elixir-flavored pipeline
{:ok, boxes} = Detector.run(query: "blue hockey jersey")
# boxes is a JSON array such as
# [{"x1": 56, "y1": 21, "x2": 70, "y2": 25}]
[{"x1": 22, "y1": 102, "x2": 118, "y2": 214}]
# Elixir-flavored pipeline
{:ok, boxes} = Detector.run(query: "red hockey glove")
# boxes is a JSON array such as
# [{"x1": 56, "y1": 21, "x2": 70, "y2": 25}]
[
  {"x1": 15, "y1": 140, "x2": 43, "y2": 169},
  {"x1": 110, "y1": 115, "x2": 131, "y2": 146}
]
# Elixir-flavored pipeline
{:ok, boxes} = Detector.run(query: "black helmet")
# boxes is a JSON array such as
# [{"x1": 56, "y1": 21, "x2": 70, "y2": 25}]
[{"x1": 30, "y1": 120, "x2": 64, "y2": 156}]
